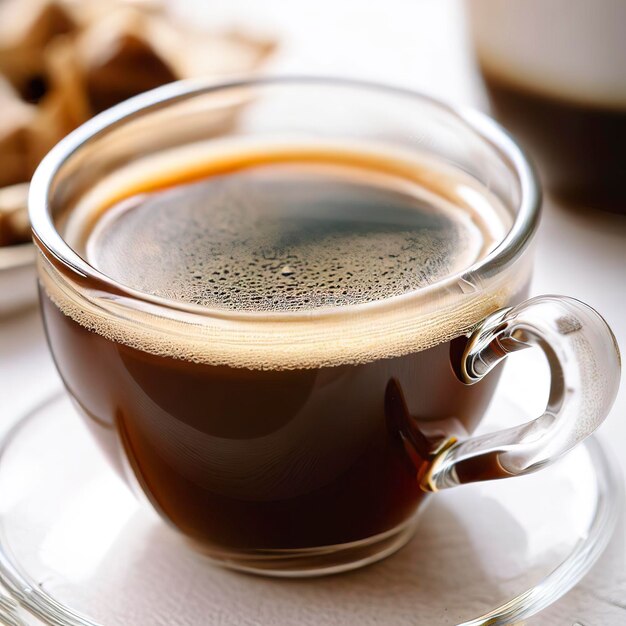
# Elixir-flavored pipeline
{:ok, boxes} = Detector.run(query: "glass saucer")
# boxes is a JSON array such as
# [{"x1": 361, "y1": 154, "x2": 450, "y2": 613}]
[{"x1": 0, "y1": 392, "x2": 621, "y2": 626}]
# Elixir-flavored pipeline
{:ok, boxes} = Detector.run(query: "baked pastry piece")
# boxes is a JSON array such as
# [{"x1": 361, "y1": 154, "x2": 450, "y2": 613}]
[{"x1": 0, "y1": 183, "x2": 29, "y2": 246}]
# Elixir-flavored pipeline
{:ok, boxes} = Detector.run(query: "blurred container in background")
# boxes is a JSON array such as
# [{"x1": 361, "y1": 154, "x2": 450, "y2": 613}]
[{"x1": 468, "y1": 0, "x2": 626, "y2": 213}]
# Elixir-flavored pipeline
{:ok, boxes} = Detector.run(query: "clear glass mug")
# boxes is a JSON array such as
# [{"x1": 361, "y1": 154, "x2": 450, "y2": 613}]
[{"x1": 30, "y1": 78, "x2": 620, "y2": 576}]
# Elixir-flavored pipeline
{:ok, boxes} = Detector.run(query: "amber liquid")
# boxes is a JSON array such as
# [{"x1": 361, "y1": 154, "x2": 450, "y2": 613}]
[
  {"x1": 482, "y1": 69, "x2": 626, "y2": 212},
  {"x1": 42, "y1": 292, "x2": 508, "y2": 550},
  {"x1": 41, "y1": 149, "x2": 518, "y2": 551}
]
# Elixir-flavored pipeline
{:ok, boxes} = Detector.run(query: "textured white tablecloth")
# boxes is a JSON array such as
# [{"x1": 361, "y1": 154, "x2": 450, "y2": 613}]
[{"x1": 1, "y1": 1, "x2": 625, "y2": 623}]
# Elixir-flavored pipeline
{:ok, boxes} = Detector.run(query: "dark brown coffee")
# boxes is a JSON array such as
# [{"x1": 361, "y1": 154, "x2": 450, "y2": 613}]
[
  {"x1": 43, "y1": 298, "x2": 507, "y2": 549},
  {"x1": 40, "y1": 143, "x2": 525, "y2": 552},
  {"x1": 481, "y1": 69, "x2": 626, "y2": 212}
]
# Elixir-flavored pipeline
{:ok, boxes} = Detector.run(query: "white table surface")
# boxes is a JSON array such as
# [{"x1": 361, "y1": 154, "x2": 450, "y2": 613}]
[{"x1": 1, "y1": 1, "x2": 625, "y2": 624}]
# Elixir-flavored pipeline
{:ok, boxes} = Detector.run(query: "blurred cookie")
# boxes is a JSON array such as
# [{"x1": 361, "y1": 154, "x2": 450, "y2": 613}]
[
  {"x1": 0, "y1": 77, "x2": 36, "y2": 187},
  {"x1": 0, "y1": 0, "x2": 77, "y2": 103},
  {"x1": 0, "y1": 183, "x2": 30, "y2": 246},
  {"x1": 76, "y1": 6, "x2": 274, "y2": 113},
  {"x1": 76, "y1": 8, "x2": 177, "y2": 113}
]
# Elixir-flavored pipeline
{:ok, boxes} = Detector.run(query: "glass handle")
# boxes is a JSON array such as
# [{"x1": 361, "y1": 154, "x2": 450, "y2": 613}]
[{"x1": 423, "y1": 296, "x2": 621, "y2": 492}]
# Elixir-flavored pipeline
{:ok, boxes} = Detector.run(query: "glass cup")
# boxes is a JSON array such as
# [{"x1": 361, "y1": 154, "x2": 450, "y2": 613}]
[{"x1": 29, "y1": 78, "x2": 621, "y2": 576}]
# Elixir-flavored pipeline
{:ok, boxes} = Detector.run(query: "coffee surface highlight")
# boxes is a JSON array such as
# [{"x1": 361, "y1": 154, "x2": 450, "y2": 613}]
[{"x1": 86, "y1": 162, "x2": 498, "y2": 312}]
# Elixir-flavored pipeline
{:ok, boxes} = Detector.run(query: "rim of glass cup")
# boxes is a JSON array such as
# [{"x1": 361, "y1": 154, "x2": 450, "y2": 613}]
[{"x1": 29, "y1": 76, "x2": 541, "y2": 322}]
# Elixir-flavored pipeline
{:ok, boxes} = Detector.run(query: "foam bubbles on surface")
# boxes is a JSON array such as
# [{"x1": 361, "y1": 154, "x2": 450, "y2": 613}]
[
  {"x1": 45, "y1": 140, "x2": 526, "y2": 369},
  {"x1": 87, "y1": 164, "x2": 490, "y2": 312}
]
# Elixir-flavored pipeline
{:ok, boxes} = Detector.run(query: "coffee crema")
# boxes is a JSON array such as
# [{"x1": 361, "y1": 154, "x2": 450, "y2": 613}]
[
  {"x1": 86, "y1": 160, "x2": 502, "y2": 311},
  {"x1": 43, "y1": 139, "x2": 521, "y2": 371}
]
